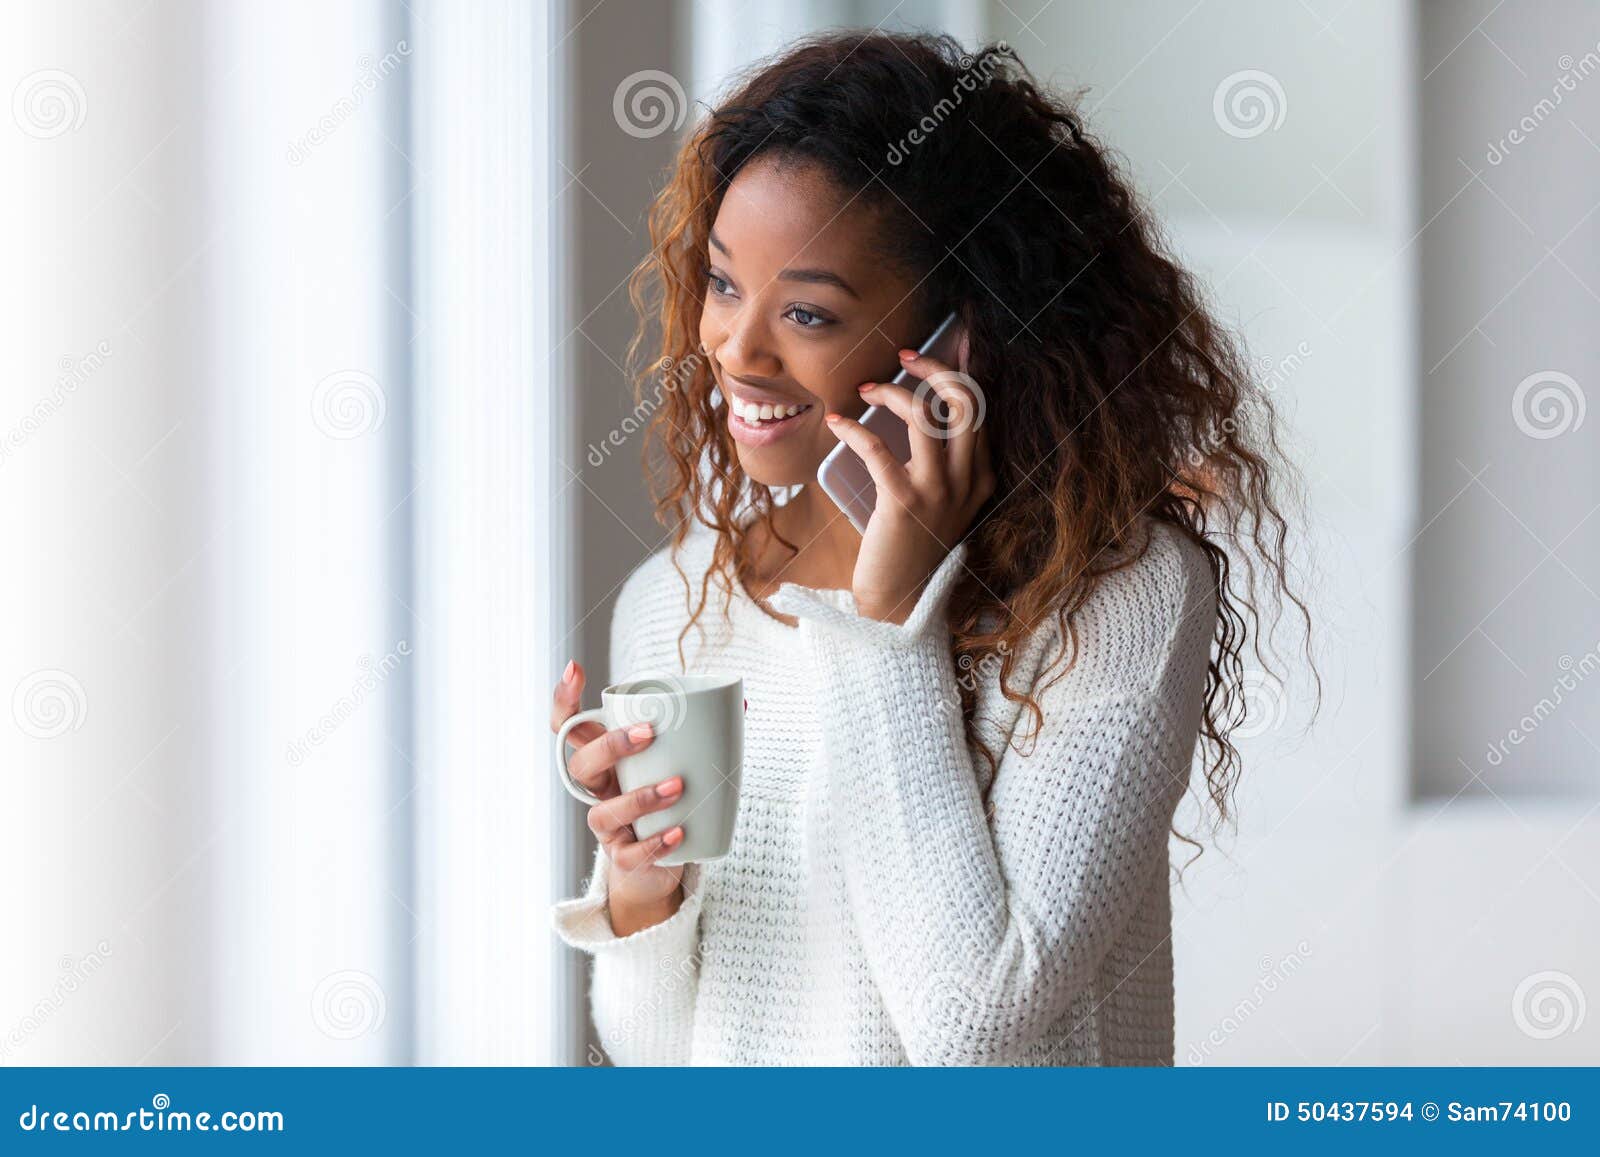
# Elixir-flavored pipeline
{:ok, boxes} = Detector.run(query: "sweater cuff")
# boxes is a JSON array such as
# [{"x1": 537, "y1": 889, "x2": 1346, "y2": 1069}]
[
  {"x1": 766, "y1": 541, "x2": 968, "y2": 646},
  {"x1": 552, "y1": 849, "x2": 704, "y2": 957}
]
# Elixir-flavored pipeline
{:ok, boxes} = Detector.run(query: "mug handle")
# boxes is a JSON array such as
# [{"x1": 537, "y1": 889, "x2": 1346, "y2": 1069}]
[{"x1": 554, "y1": 707, "x2": 608, "y2": 806}]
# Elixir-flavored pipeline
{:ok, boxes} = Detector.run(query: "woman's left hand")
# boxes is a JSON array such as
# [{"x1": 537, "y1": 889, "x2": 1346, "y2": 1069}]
[{"x1": 824, "y1": 343, "x2": 996, "y2": 624}]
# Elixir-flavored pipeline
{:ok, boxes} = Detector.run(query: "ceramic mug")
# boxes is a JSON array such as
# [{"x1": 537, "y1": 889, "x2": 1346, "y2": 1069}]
[{"x1": 554, "y1": 672, "x2": 744, "y2": 866}]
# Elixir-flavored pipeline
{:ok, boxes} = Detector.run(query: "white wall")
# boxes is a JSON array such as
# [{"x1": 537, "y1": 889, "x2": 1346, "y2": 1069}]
[
  {"x1": 201, "y1": 0, "x2": 414, "y2": 1066},
  {"x1": 3, "y1": 0, "x2": 214, "y2": 1065},
  {"x1": 3, "y1": 0, "x2": 578, "y2": 1066},
  {"x1": 2, "y1": 0, "x2": 423, "y2": 1065},
  {"x1": 1413, "y1": 0, "x2": 1600, "y2": 801},
  {"x1": 994, "y1": 0, "x2": 1598, "y2": 1064},
  {"x1": 411, "y1": 0, "x2": 578, "y2": 1064}
]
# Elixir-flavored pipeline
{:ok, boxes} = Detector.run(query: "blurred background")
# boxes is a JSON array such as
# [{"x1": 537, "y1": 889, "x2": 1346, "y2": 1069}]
[{"x1": 3, "y1": 0, "x2": 1596, "y2": 1065}]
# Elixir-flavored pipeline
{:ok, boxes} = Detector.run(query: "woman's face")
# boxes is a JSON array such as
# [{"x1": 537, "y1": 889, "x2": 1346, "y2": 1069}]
[{"x1": 698, "y1": 156, "x2": 929, "y2": 488}]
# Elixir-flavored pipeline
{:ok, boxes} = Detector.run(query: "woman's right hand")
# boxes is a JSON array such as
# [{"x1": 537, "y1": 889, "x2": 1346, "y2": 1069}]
[{"x1": 551, "y1": 661, "x2": 687, "y2": 918}]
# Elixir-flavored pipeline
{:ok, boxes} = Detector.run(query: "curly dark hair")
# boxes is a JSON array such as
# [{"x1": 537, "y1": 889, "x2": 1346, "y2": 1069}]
[{"x1": 626, "y1": 29, "x2": 1316, "y2": 859}]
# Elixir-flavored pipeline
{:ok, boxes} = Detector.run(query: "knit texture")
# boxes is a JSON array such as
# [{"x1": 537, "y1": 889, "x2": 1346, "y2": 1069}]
[{"x1": 553, "y1": 516, "x2": 1217, "y2": 1065}]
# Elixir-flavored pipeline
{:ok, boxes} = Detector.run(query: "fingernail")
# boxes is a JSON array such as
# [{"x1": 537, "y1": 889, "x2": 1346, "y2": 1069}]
[
  {"x1": 857, "y1": 382, "x2": 873, "y2": 392},
  {"x1": 656, "y1": 775, "x2": 683, "y2": 798},
  {"x1": 662, "y1": 826, "x2": 684, "y2": 847},
  {"x1": 824, "y1": 413, "x2": 840, "y2": 424},
  {"x1": 899, "y1": 349, "x2": 916, "y2": 360},
  {"x1": 562, "y1": 660, "x2": 576, "y2": 684},
  {"x1": 627, "y1": 723, "x2": 652, "y2": 743}
]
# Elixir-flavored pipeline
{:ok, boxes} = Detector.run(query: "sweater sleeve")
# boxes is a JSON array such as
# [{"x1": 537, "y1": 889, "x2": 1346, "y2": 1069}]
[
  {"x1": 547, "y1": 563, "x2": 704, "y2": 1066},
  {"x1": 551, "y1": 853, "x2": 704, "y2": 1066},
  {"x1": 766, "y1": 537, "x2": 1213, "y2": 1065}
]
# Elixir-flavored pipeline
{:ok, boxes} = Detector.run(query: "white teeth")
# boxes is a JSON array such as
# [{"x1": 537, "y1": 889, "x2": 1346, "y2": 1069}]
[{"x1": 734, "y1": 398, "x2": 809, "y2": 424}]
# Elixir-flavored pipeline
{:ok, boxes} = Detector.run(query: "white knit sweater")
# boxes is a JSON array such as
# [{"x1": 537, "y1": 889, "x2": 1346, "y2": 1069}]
[{"x1": 553, "y1": 516, "x2": 1216, "y2": 1065}]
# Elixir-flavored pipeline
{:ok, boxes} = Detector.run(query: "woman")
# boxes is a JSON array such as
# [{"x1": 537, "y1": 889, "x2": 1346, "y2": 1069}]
[{"x1": 550, "y1": 31, "x2": 1309, "y2": 1065}]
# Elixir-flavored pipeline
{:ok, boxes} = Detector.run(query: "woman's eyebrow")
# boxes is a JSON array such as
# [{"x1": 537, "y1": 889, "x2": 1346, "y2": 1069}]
[
  {"x1": 779, "y1": 267, "x2": 859, "y2": 298},
  {"x1": 708, "y1": 230, "x2": 860, "y2": 299}
]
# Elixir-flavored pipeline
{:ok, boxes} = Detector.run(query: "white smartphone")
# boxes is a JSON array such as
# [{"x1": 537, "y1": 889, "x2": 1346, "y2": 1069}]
[{"x1": 815, "y1": 311, "x2": 966, "y2": 534}]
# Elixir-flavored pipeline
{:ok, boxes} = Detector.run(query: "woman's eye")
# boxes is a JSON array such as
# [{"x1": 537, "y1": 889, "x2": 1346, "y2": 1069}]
[
  {"x1": 787, "y1": 306, "x2": 826, "y2": 328},
  {"x1": 706, "y1": 271, "x2": 733, "y2": 297}
]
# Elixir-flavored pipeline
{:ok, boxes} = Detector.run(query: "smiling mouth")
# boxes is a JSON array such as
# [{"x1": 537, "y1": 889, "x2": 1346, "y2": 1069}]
[{"x1": 729, "y1": 397, "x2": 813, "y2": 425}]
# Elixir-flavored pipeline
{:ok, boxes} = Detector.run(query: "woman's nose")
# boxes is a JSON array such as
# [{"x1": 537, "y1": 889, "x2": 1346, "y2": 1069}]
[{"x1": 710, "y1": 309, "x2": 781, "y2": 378}]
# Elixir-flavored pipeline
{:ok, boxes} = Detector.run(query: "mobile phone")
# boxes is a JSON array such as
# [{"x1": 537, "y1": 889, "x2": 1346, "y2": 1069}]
[{"x1": 815, "y1": 311, "x2": 966, "y2": 534}]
